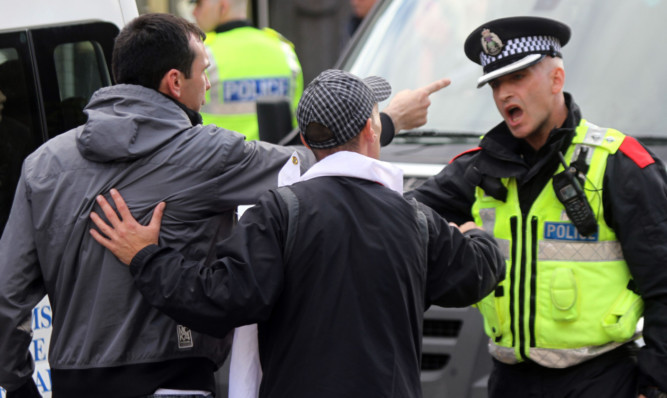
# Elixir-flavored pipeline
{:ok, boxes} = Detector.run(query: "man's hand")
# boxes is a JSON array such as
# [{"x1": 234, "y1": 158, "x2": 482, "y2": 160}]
[
  {"x1": 382, "y1": 77, "x2": 451, "y2": 132},
  {"x1": 639, "y1": 386, "x2": 667, "y2": 398},
  {"x1": 89, "y1": 188, "x2": 165, "y2": 265}
]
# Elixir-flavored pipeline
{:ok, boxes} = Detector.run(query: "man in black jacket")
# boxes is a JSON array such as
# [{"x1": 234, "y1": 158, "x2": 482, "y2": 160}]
[
  {"x1": 407, "y1": 16, "x2": 667, "y2": 398},
  {"x1": 88, "y1": 69, "x2": 505, "y2": 398}
]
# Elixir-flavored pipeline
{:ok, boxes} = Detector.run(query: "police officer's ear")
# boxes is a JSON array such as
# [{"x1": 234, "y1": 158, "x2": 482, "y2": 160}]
[
  {"x1": 218, "y1": 0, "x2": 230, "y2": 18},
  {"x1": 159, "y1": 69, "x2": 184, "y2": 100},
  {"x1": 549, "y1": 59, "x2": 565, "y2": 95}
]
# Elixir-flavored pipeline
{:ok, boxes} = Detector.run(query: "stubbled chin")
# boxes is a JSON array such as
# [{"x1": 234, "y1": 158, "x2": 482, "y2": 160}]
[
  {"x1": 505, "y1": 116, "x2": 521, "y2": 130},
  {"x1": 507, "y1": 123, "x2": 531, "y2": 140}
]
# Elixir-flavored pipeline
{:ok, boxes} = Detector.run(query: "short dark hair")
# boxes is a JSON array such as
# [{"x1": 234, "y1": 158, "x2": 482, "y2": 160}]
[
  {"x1": 112, "y1": 13, "x2": 206, "y2": 90},
  {"x1": 304, "y1": 122, "x2": 335, "y2": 145},
  {"x1": 306, "y1": 122, "x2": 361, "y2": 160}
]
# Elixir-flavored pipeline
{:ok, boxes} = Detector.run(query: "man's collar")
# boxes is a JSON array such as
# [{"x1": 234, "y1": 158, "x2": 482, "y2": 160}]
[
  {"x1": 560, "y1": 92, "x2": 580, "y2": 130},
  {"x1": 299, "y1": 151, "x2": 404, "y2": 194},
  {"x1": 159, "y1": 93, "x2": 203, "y2": 126},
  {"x1": 214, "y1": 20, "x2": 252, "y2": 34}
]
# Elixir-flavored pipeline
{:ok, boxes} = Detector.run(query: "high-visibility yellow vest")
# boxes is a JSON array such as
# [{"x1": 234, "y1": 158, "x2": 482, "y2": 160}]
[
  {"x1": 202, "y1": 26, "x2": 303, "y2": 141},
  {"x1": 472, "y1": 120, "x2": 643, "y2": 367}
]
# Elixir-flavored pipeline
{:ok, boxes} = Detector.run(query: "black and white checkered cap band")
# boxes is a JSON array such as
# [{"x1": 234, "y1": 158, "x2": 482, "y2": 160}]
[
  {"x1": 480, "y1": 35, "x2": 561, "y2": 70},
  {"x1": 297, "y1": 70, "x2": 391, "y2": 149}
]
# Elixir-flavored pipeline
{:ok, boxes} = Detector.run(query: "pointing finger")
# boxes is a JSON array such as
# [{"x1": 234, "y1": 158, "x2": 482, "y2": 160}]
[{"x1": 421, "y1": 78, "x2": 451, "y2": 95}]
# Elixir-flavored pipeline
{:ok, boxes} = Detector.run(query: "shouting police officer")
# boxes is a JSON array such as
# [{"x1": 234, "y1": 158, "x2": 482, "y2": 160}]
[{"x1": 408, "y1": 16, "x2": 667, "y2": 398}]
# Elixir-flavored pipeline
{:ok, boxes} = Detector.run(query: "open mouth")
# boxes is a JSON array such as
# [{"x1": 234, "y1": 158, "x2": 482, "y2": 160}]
[{"x1": 506, "y1": 105, "x2": 523, "y2": 124}]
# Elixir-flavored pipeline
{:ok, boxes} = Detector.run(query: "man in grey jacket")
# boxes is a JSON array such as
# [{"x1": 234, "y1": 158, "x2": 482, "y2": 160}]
[{"x1": 0, "y1": 13, "x2": 311, "y2": 398}]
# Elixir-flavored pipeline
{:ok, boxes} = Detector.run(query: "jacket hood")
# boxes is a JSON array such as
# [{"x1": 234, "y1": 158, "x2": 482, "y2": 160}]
[{"x1": 77, "y1": 84, "x2": 195, "y2": 162}]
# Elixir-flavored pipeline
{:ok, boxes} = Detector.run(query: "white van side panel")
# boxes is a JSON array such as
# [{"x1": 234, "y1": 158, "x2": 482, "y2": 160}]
[{"x1": 0, "y1": 0, "x2": 138, "y2": 32}]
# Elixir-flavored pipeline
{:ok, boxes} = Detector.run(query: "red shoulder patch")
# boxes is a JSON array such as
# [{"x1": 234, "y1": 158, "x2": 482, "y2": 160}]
[
  {"x1": 450, "y1": 147, "x2": 482, "y2": 164},
  {"x1": 619, "y1": 136, "x2": 655, "y2": 168}
]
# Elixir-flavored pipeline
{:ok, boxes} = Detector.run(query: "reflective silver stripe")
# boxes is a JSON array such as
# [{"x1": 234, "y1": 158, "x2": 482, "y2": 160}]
[
  {"x1": 571, "y1": 144, "x2": 594, "y2": 165},
  {"x1": 581, "y1": 122, "x2": 607, "y2": 146},
  {"x1": 202, "y1": 101, "x2": 256, "y2": 115},
  {"x1": 495, "y1": 239, "x2": 510, "y2": 260},
  {"x1": 479, "y1": 208, "x2": 496, "y2": 234},
  {"x1": 488, "y1": 340, "x2": 520, "y2": 364},
  {"x1": 478, "y1": 208, "x2": 510, "y2": 260},
  {"x1": 488, "y1": 333, "x2": 640, "y2": 368},
  {"x1": 538, "y1": 240, "x2": 623, "y2": 261},
  {"x1": 569, "y1": 122, "x2": 609, "y2": 164}
]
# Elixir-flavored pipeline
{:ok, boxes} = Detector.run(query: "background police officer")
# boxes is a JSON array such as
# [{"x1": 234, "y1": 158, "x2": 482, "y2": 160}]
[
  {"x1": 408, "y1": 16, "x2": 667, "y2": 398},
  {"x1": 191, "y1": 0, "x2": 303, "y2": 141}
]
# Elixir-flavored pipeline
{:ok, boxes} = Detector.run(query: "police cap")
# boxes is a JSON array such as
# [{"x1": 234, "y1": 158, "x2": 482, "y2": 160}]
[{"x1": 464, "y1": 16, "x2": 571, "y2": 88}]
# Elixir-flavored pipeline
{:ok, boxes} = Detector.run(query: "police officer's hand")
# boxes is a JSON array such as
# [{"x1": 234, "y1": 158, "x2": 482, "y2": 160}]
[
  {"x1": 450, "y1": 221, "x2": 482, "y2": 234},
  {"x1": 89, "y1": 188, "x2": 165, "y2": 265},
  {"x1": 382, "y1": 77, "x2": 451, "y2": 132}
]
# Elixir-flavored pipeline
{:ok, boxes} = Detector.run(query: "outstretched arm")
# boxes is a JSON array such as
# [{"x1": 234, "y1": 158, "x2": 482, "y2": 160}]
[
  {"x1": 422, "y1": 204, "x2": 504, "y2": 308},
  {"x1": 89, "y1": 188, "x2": 165, "y2": 265},
  {"x1": 382, "y1": 77, "x2": 451, "y2": 132}
]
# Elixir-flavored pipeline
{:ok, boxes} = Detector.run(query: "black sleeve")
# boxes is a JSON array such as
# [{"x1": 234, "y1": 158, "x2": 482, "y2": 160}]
[
  {"x1": 129, "y1": 190, "x2": 288, "y2": 338},
  {"x1": 603, "y1": 147, "x2": 667, "y2": 392},
  {"x1": 379, "y1": 112, "x2": 395, "y2": 146},
  {"x1": 6, "y1": 378, "x2": 41, "y2": 398},
  {"x1": 405, "y1": 154, "x2": 478, "y2": 225},
  {"x1": 420, "y1": 203, "x2": 505, "y2": 308}
]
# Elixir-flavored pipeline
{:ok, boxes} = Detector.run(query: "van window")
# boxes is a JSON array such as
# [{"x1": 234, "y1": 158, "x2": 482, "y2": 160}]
[
  {"x1": 30, "y1": 22, "x2": 117, "y2": 139},
  {"x1": 0, "y1": 22, "x2": 117, "y2": 235},
  {"x1": 52, "y1": 40, "x2": 110, "y2": 134},
  {"x1": 0, "y1": 42, "x2": 40, "y2": 236}
]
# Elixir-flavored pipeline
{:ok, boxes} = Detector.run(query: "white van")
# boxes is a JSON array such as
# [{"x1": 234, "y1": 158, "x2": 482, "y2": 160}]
[{"x1": 0, "y1": 2, "x2": 139, "y2": 396}]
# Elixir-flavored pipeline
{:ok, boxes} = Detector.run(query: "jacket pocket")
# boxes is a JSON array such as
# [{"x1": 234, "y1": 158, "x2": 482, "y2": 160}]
[
  {"x1": 550, "y1": 267, "x2": 578, "y2": 322},
  {"x1": 601, "y1": 286, "x2": 644, "y2": 342}
]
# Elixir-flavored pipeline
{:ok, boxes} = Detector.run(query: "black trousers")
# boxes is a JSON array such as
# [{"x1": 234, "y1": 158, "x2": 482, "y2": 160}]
[{"x1": 488, "y1": 343, "x2": 639, "y2": 398}]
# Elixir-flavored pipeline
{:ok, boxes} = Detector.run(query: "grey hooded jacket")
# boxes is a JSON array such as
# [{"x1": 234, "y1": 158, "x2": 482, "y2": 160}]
[{"x1": 0, "y1": 84, "x2": 310, "y2": 395}]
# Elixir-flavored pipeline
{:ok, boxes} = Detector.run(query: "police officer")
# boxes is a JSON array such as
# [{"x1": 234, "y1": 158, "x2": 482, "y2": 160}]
[
  {"x1": 191, "y1": 0, "x2": 303, "y2": 141},
  {"x1": 408, "y1": 16, "x2": 667, "y2": 397}
]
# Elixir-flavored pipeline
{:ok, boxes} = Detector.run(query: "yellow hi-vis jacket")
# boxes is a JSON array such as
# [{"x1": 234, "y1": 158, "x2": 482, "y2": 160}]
[
  {"x1": 201, "y1": 25, "x2": 303, "y2": 141},
  {"x1": 472, "y1": 120, "x2": 643, "y2": 368}
]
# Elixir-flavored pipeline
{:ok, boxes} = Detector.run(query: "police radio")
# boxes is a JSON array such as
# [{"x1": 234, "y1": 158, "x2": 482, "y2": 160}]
[{"x1": 552, "y1": 150, "x2": 598, "y2": 236}]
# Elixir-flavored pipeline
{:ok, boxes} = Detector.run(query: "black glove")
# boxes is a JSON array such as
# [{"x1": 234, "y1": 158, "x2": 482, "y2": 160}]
[
  {"x1": 6, "y1": 379, "x2": 42, "y2": 398},
  {"x1": 641, "y1": 386, "x2": 667, "y2": 398}
]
